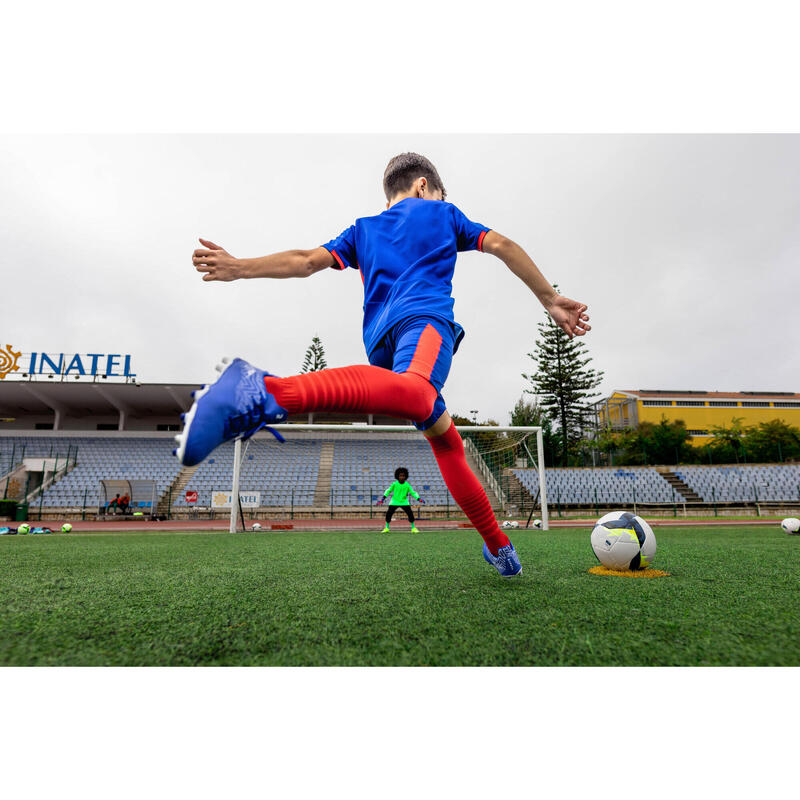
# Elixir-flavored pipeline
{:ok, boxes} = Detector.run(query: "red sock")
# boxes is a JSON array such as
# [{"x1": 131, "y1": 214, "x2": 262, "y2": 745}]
[
  {"x1": 426, "y1": 422, "x2": 510, "y2": 555},
  {"x1": 264, "y1": 366, "x2": 437, "y2": 422}
]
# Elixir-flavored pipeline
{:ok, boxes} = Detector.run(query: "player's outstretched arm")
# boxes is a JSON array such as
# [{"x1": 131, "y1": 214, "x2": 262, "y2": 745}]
[
  {"x1": 480, "y1": 231, "x2": 591, "y2": 339},
  {"x1": 192, "y1": 238, "x2": 335, "y2": 282}
]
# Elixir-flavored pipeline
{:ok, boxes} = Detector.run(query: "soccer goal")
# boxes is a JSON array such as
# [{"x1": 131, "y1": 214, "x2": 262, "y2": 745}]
[{"x1": 226, "y1": 424, "x2": 548, "y2": 532}]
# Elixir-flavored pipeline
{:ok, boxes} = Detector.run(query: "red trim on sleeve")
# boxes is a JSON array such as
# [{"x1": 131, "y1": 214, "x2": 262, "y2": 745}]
[
  {"x1": 330, "y1": 249, "x2": 345, "y2": 270},
  {"x1": 477, "y1": 230, "x2": 487, "y2": 252}
]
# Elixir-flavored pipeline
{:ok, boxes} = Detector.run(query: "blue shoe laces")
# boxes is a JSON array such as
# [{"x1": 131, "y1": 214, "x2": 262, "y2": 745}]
[{"x1": 223, "y1": 404, "x2": 286, "y2": 443}]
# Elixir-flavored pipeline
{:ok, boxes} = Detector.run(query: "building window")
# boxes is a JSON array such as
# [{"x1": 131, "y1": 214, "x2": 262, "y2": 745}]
[
  {"x1": 35, "y1": 422, "x2": 54, "y2": 430},
  {"x1": 741, "y1": 402, "x2": 769, "y2": 408},
  {"x1": 642, "y1": 400, "x2": 673, "y2": 406},
  {"x1": 687, "y1": 429, "x2": 710, "y2": 436},
  {"x1": 675, "y1": 401, "x2": 706, "y2": 406},
  {"x1": 773, "y1": 402, "x2": 800, "y2": 408},
  {"x1": 96, "y1": 423, "x2": 118, "y2": 430},
  {"x1": 708, "y1": 401, "x2": 739, "y2": 407}
]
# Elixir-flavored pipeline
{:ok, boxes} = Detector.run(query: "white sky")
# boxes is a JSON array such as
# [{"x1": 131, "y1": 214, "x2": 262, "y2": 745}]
[{"x1": 2, "y1": 134, "x2": 798, "y2": 422}]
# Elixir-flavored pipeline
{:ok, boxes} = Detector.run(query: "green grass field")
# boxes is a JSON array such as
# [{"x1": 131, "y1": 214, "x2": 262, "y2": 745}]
[{"x1": 1, "y1": 526, "x2": 798, "y2": 666}]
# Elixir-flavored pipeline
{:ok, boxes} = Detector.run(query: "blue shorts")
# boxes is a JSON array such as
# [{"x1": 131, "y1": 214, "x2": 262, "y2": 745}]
[{"x1": 368, "y1": 315, "x2": 461, "y2": 431}]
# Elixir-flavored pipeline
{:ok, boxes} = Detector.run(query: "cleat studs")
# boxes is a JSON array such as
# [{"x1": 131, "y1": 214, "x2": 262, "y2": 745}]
[
  {"x1": 180, "y1": 413, "x2": 185, "y2": 422},
  {"x1": 221, "y1": 356, "x2": 231, "y2": 364},
  {"x1": 215, "y1": 363, "x2": 224, "y2": 373},
  {"x1": 172, "y1": 448, "x2": 177, "y2": 457},
  {"x1": 174, "y1": 434, "x2": 182, "y2": 443},
  {"x1": 190, "y1": 390, "x2": 196, "y2": 399}
]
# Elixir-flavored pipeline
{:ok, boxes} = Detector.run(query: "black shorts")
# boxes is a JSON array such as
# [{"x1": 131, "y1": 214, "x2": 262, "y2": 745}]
[{"x1": 386, "y1": 504, "x2": 415, "y2": 523}]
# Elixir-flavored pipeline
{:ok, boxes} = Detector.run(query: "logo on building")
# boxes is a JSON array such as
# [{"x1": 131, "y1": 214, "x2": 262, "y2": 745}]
[
  {"x1": 0, "y1": 346, "x2": 136, "y2": 380},
  {"x1": 0, "y1": 344, "x2": 22, "y2": 380}
]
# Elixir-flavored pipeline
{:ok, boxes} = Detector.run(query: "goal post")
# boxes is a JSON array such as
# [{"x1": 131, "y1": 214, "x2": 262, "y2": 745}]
[
  {"x1": 229, "y1": 438, "x2": 243, "y2": 534},
  {"x1": 227, "y1": 424, "x2": 548, "y2": 532}
]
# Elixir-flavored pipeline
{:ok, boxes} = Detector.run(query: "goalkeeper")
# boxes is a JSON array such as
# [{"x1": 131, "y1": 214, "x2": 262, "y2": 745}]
[
  {"x1": 179, "y1": 152, "x2": 592, "y2": 578},
  {"x1": 377, "y1": 467, "x2": 423, "y2": 534}
]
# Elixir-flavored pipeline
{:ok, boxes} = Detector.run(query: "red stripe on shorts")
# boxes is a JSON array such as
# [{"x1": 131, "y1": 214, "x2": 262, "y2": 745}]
[{"x1": 406, "y1": 323, "x2": 443, "y2": 381}]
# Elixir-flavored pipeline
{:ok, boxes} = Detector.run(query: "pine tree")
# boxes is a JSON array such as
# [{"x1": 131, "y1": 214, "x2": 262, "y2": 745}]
[
  {"x1": 300, "y1": 336, "x2": 328, "y2": 373},
  {"x1": 509, "y1": 396, "x2": 560, "y2": 467},
  {"x1": 523, "y1": 305, "x2": 604, "y2": 466}
]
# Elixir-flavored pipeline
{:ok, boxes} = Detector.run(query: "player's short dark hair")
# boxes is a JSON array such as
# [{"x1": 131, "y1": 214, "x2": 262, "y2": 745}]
[
  {"x1": 394, "y1": 467, "x2": 409, "y2": 479},
  {"x1": 383, "y1": 153, "x2": 447, "y2": 201}
]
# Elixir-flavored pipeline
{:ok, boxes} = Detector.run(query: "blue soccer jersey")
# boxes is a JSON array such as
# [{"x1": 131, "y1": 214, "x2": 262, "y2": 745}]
[{"x1": 321, "y1": 198, "x2": 490, "y2": 356}]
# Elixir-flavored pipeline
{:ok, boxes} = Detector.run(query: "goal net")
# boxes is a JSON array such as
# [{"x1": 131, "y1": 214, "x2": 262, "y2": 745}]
[{"x1": 224, "y1": 424, "x2": 548, "y2": 532}]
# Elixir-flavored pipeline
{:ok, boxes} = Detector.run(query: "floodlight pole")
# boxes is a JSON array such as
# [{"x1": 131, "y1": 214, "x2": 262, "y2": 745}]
[
  {"x1": 230, "y1": 438, "x2": 243, "y2": 533},
  {"x1": 536, "y1": 427, "x2": 549, "y2": 530}
]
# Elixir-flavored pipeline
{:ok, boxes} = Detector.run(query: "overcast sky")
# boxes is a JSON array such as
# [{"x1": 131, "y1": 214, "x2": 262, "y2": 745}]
[{"x1": 2, "y1": 134, "x2": 798, "y2": 423}]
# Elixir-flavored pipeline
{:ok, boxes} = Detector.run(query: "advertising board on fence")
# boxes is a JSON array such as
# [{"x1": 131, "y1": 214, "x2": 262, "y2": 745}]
[
  {"x1": 211, "y1": 491, "x2": 261, "y2": 509},
  {"x1": 184, "y1": 491, "x2": 198, "y2": 504}
]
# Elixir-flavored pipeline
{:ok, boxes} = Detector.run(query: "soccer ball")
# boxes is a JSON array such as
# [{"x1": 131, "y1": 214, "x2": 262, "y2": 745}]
[
  {"x1": 17, "y1": 523, "x2": 31, "y2": 535},
  {"x1": 532, "y1": 518, "x2": 543, "y2": 529},
  {"x1": 251, "y1": 523, "x2": 262, "y2": 531},
  {"x1": 61, "y1": 523, "x2": 73, "y2": 533},
  {"x1": 501, "y1": 520, "x2": 519, "y2": 529},
  {"x1": 781, "y1": 517, "x2": 800, "y2": 534},
  {"x1": 591, "y1": 511, "x2": 656, "y2": 571}
]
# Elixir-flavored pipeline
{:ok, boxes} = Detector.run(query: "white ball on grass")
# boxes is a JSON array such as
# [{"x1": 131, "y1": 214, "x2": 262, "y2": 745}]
[
  {"x1": 780, "y1": 517, "x2": 800, "y2": 534},
  {"x1": 591, "y1": 511, "x2": 656, "y2": 570}
]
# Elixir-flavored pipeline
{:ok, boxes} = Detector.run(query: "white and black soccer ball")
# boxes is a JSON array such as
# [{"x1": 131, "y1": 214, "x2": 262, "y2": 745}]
[
  {"x1": 780, "y1": 517, "x2": 800, "y2": 535},
  {"x1": 532, "y1": 518, "x2": 543, "y2": 529},
  {"x1": 251, "y1": 523, "x2": 262, "y2": 531},
  {"x1": 591, "y1": 511, "x2": 656, "y2": 571},
  {"x1": 501, "y1": 520, "x2": 519, "y2": 529}
]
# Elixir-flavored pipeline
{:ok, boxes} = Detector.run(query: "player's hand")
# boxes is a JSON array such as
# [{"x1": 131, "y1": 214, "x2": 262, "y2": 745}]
[
  {"x1": 418, "y1": 498, "x2": 426, "y2": 505},
  {"x1": 193, "y1": 238, "x2": 241, "y2": 282},
  {"x1": 376, "y1": 498, "x2": 385, "y2": 505},
  {"x1": 544, "y1": 294, "x2": 591, "y2": 339}
]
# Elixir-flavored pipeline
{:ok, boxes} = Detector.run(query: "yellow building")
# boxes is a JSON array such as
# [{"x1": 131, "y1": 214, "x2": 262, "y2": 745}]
[{"x1": 594, "y1": 390, "x2": 800, "y2": 445}]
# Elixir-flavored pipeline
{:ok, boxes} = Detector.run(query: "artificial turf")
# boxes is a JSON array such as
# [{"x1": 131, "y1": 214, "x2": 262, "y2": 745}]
[{"x1": 1, "y1": 526, "x2": 798, "y2": 666}]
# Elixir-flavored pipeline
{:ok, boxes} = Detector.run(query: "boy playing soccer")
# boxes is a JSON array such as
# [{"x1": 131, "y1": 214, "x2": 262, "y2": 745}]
[
  {"x1": 178, "y1": 152, "x2": 591, "y2": 577},
  {"x1": 377, "y1": 467, "x2": 423, "y2": 533}
]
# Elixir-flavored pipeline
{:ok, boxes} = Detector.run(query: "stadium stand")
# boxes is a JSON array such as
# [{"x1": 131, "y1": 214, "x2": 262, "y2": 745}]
[
  {"x1": 674, "y1": 464, "x2": 800, "y2": 502},
  {"x1": 4, "y1": 429, "x2": 799, "y2": 514},
  {"x1": 513, "y1": 466, "x2": 688, "y2": 504},
  {"x1": 0, "y1": 436, "x2": 181, "y2": 510},
  {"x1": 329, "y1": 438, "x2": 455, "y2": 506},
  {"x1": 172, "y1": 438, "x2": 321, "y2": 508}
]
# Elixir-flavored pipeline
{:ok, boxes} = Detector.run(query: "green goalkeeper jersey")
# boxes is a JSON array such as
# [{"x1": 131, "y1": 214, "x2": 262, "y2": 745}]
[{"x1": 384, "y1": 481, "x2": 419, "y2": 506}]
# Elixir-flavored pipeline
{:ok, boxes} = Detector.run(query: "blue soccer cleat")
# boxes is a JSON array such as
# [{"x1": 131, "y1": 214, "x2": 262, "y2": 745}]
[
  {"x1": 483, "y1": 541, "x2": 523, "y2": 578},
  {"x1": 174, "y1": 357, "x2": 288, "y2": 467}
]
